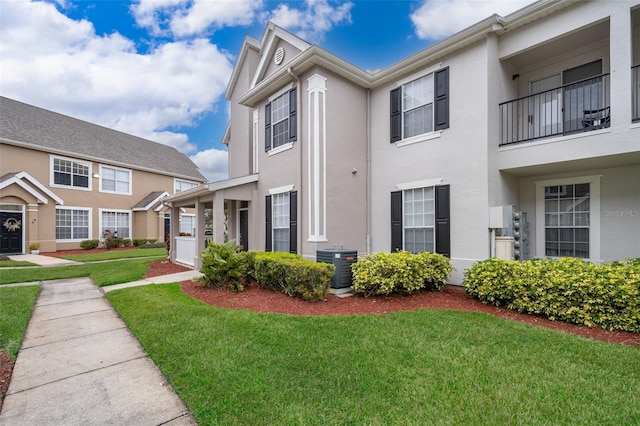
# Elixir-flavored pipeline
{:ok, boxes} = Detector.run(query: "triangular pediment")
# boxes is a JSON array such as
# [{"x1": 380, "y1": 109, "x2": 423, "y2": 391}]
[
  {"x1": 250, "y1": 22, "x2": 311, "y2": 89},
  {"x1": 0, "y1": 171, "x2": 63, "y2": 205}
]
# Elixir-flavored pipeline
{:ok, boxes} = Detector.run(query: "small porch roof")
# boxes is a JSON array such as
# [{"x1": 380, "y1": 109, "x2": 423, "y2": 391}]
[{"x1": 162, "y1": 174, "x2": 259, "y2": 204}]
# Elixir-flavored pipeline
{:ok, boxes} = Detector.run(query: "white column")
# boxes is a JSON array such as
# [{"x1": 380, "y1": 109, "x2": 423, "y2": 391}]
[
  {"x1": 610, "y1": 7, "x2": 632, "y2": 126},
  {"x1": 212, "y1": 191, "x2": 225, "y2": 244},
  {"x1": 307, "y1": 73, "x2": 328, "y2": 242}
]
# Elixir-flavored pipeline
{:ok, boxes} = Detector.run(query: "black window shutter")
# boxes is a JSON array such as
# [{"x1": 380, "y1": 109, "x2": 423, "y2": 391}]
[
  {"x1": 289, "y1": 88, "x2": 297, "y2": 142},
  {"x1": 391, "y1": 191, "x2": 403, "y2": 252},
  {"x1": 265, "y1": 102, "x2": 272, "y2": 151},
  {"x1": 390, "y1": 87, "x2": 402, "y2": 143},
  {"x1": 435, "y1": 184, "x2": 450, "y2": 257},
  {"x1": 289, "y1": 191, "x2": 297, "y2": 254},
  {"x1": 265, "y1": 195, "x2": 272, "y2": 251},
  {"x1": 434, "y1": 67, "x2": 449, "y2": 130}
]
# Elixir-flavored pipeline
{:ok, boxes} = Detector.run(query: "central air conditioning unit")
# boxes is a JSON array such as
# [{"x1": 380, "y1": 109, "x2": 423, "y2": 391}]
[{"x1": 316, "y1": 249, "x2": 358, "y2": 289}]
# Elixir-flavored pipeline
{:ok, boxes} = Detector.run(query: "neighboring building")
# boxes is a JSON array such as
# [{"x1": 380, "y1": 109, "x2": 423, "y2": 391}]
[
  {"x1": 0, "y1": 97, "x2": 206, "y2": 254},
  {"x1": 164, "y1": 0, "x2": 640, "y2": 283}
]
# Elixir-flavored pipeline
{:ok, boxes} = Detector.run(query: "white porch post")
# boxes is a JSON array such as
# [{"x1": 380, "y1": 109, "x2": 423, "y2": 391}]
[
  {"x1": 610, "y1": 7, "x2": 632, "y2": 126},
  {"x1": 169, "y1": 205, "x2": 180, "y2": 263},
  {"x1": 212, "y1": 191, "x2": 225, "y2": 244},
  {"x1": 194, "y1": 198, "x2": 205, "y2": 269}
]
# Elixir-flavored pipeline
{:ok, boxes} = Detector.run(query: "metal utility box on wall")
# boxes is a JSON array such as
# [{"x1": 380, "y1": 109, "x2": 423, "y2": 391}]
[{"x1": 316, "y1": 249, "x2": 358, "y2": 289}]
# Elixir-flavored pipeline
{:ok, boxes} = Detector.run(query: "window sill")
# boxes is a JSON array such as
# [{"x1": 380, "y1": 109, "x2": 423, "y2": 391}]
[
  {"x1": 395, "y1": 130, "x2": 442, "y2": 148},
  {"x1": 99, "y1": 190, "x2": 132, "y2": 196},
  {"x1": 50, "y1": 184, "x2": 92, "y2": 191},
  {"x1": 268, "y1": 142, "x2": 294, "y2": 156}
]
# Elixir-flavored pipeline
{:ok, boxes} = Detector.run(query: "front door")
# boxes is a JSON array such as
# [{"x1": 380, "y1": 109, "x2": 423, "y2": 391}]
[
  {"x1": 239, "y1": 209, "x2": 249, "y2": 251},
  {"x1": 1, "y1": 211, "x2": 24, "y2": 254}
]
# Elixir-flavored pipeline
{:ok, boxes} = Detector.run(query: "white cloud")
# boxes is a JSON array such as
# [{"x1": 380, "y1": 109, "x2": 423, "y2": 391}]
[
  {"x1": 269, "y1": 0, "x2": 353, "y2": 43},
  {"x1": 0, "y1": 0, "x2": 233, "y2": 161},
  {"x1": 190, "y1": 148, "x2": 229, "y2": 182},
  {"x1": 132, "y1": 0, "x2": 263, "y2": 37},
  {"x1": 411, "y1": 0, "x2": 533, "y2": 40}
]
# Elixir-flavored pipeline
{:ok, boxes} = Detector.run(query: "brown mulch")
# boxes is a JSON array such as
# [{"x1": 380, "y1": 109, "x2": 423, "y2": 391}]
[
  {"x1": 0, "y1": 351, "x2": 13, "y2": 412},
  {"x1": 179, "y1": 277, "x2": 640, "y2": 347},
  {"x1": 43, "y1": 247, "x2": 140, "y2": 257}
]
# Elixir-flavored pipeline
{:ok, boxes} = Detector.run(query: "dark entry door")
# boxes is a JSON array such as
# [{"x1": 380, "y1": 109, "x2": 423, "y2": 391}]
[
  {"x1": 1, "y1": 211, "x2": 24, "y2": 254},
  {"x1": 239, "y1": 209, "x2": 248, "y2": 251}
]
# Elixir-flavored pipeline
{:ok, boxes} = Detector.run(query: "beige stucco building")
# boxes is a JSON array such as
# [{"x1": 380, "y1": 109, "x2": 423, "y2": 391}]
[{"x1": 0, "y1": 97, "x2": 206, "y2": 254}]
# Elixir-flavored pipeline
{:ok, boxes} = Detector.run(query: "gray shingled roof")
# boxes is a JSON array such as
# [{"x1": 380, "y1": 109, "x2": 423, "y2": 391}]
[
  {"x1": 132, "y1": 191, "x2": 168, "y2": 210},
  {"x1": 0, "y1": 96, "x2": 206, "y2": 182}
]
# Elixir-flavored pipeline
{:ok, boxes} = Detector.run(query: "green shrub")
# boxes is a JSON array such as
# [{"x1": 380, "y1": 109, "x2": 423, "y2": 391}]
[
  {"x1": 133, "y1": 238, "x2": 157, "y2": 247},
  {"x1": 122, "y1": 239, "x2": 132, "y2": 247},
  {"x1": 199, "y1": 240, "x2": 245, "y2": 291},
  {"x1": 104, "y1": 236, "x2": 123, "y2": 249},
  {"x1": 137, "y1": 242, "x2": 167, "y2": 249},
  {"x1": 464, "y1": 258, "x2": 640, "y2": 332},
  {"x1": 253, "y1": 252, "x2": 334, "y2": 301},
  {"x1": 351, "y1": 251, "x2": 453, "y2": 297},
  {"x1": 80, "y1": 239, "x2": 99, "y2": 250}
]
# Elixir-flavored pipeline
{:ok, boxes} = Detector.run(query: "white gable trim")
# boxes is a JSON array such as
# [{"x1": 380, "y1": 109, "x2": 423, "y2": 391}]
[
  {"x1": 0, "y1": 171, "x2": 64, "y2": 205},
  {"x1": 133, "y1": 191, "x2": 170, "y2": 212},
  {"x1": 250, "y1": 24, "x2": 311, "y2": 89}
]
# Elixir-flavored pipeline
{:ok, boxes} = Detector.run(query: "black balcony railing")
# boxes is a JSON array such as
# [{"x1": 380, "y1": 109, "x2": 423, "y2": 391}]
[
  {"x1": 633, "y1": 65, "x2": 640, "y2": 122},
  {"x1": 500, "y1": 73, "x2": 610, "y2": 146}
]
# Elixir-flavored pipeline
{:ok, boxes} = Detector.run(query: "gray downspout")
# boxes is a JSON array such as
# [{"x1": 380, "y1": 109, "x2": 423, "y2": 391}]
[{"x1": 366, "y1": 88, "x2": 372, "y2": 254}]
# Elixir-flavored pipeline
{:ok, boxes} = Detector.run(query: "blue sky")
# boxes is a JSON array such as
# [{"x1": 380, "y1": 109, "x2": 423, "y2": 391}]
[{"x1": 0, "y1": 0, "x2": 533, "y2": 181}]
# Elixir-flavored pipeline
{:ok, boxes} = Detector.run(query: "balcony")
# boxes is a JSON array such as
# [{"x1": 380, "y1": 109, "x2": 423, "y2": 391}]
[
  {"x1": 500, "y1": 73, "x2": 610, "y2": 146},
  {"x1": 633, "y1": 65, "x2": 640, "y2": 122}
]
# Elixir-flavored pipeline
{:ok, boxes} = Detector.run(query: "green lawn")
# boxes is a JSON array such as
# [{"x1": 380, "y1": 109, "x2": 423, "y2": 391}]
[
  {"x1": 0, "y1": 260, "x2": 37, "y2": 268},
  {"x1": 59, "y1": 247, "x2": 167, "y2": 262},
  {"x1": 108, "y1": 284, "x2": 640, "y2": 426},
  {"x1": 0, "y1": 286, "x2": 40, "y2": 357},
  {"x1": 0, "y1": 257, "x2": 164, "y2": 286}
]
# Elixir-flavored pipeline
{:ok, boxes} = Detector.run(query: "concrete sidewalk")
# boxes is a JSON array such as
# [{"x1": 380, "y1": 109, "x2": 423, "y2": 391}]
[
  {"x1": 0, "y1": 277, "x2": 198, "y2": 425},
  {"x1": 7, "y1": 253, "x2": 81, "y2": 267}
]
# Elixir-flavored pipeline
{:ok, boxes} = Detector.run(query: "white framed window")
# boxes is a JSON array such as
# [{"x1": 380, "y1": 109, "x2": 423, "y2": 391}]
[
  {"x1": 535, "y1": 175, "x2": 601, "y2": 261},
  {"x1": 56, "y1": 207, "x2": 91, "y2": 241},
  {"x1": 50, "y1": 156, "x2": 91, "y2": 190},
  {"x1": 403, "y1": 187, "x2": 435, "y2": 253},
  {"x1": 403, "y1": 74, "x2": 434, "y2": 139},
  {"x1": 180, "y1": 214, "x2": 195, "y2": 235},
  {"x1": 99, "y1": 165, "x2": 131, "y2": 195},
  {"x1": 175, "y1": 179, "x2": 199, "y2": 194},
  {"x1": 271, "y1": 91, "x2": 290, "y2": 149},
  {"x1": 99, "y1": 209, "x2": 131, "y2": 238},
  {"x1": 272, "y1": 192, "x2": 290, "y2": 252}
]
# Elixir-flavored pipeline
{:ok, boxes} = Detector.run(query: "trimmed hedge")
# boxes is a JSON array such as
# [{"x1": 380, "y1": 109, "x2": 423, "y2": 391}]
[
  {"x1": 253, "y1": 252, "x2": 334, "y2": 302},
  {"x1": 463, "y1": 257, "x2": 640, "y2": 332},
  {"x1": 351, "y1": 251, "x2": 453, "y2": 297},
  {"x1": 80, "y1": 239, "x2": 99, "y2": 250},
  {"x1": 133, "y1": 238, "x2": 158, "y2": 247},
  {"x1": 199, "y1": 245, "x2": 334, "y2": 302}
]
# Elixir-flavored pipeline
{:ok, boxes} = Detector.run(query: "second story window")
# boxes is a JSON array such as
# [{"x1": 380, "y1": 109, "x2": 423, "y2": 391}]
[
  {"x1": 265, "y1": 87, "x2": 297, "y2": 152},
  {"x1": 100, "y1": 165, "x2": 131, "y2": 195},
  {"x1": 52, "y1": 157, "x2": 90, "y2": 189},
  {"x1": 175, "y1": 179, "x2": 199, "y2": 194},
  {"x1": 391, "y1": 67, "x2": 449, "y2": 143}
]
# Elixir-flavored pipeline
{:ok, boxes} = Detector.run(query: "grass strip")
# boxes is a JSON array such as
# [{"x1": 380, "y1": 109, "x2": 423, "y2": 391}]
[
  {"x1": 0, "y1": 257, "x2": 164, "y2": 286},
  {"x1": 59, "y1": 247, "x2": 167, "y2": 262},
  {"x1": 108, "y1": 284, "x2": 640, "y2": 426},
  {"x1": 0, "y1": 261, "x2": 38, "y2": 268},
  {"x1": 0, "y1": 286, "x2": 40, "y2": 358}
]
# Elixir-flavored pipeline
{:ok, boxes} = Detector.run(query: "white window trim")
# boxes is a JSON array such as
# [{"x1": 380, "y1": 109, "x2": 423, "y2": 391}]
[
  {"x1": 268, "y1": 142, "x2": 294, "y2": 156},
  {"x1": 271, "y1": 191, "x2": 290, "y2": 253},
  {"x1": 98, "y1": 208, "x2": 132, "y2": 238},
  {"x1": 55, "y1": 206, "x2": 92, "y2": 243},
  {"x1": 99, "y1": 164, "x2": 132, "y2": 195},
  {"x1": 395, "y1": 130, "x2": 443, "y2": 148},
  {"x1": 395, "y1": 62, "x2": 443, "y2": 87},
  {"x1": 174, "y1": 178, "x2": 199, "y2": 194},
  {"x1": 49, "y1": 155, "x2": 92, "y2": 191},
  {"x1": 396, "y1": 178, "x2": 443, "y2": 191},
  {"x1": 402, "y1": 187, "x2": 436, "y2": 254},
  {"x1": 268, "y1": 83, "x2": 294, "y2": 102},
  {"x1": 535, "y1": 175, "x2": 602, "y2": 262},
  {"x1": 180, "y1": 213, "x2": 196, "y2": 235},
  {"x1": 269, "y1": 184, "x2": 294, "y2": 195}
]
